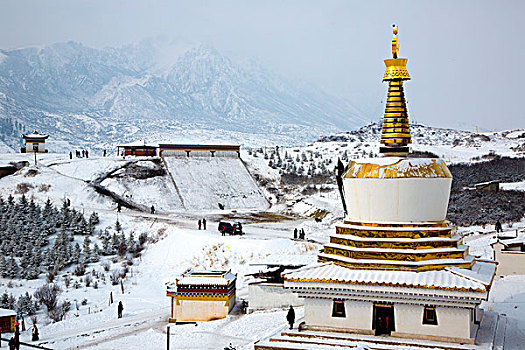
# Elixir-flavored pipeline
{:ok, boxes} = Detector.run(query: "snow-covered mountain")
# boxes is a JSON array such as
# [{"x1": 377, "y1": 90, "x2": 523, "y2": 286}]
[{"x1": 0, "y1": 39, "x2": 367, "y2": 151}]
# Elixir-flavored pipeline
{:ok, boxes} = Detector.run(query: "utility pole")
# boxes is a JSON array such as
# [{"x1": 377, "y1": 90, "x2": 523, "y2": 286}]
[{"x1": 166, "y1": 326, "x2": 170, "y2": 350}]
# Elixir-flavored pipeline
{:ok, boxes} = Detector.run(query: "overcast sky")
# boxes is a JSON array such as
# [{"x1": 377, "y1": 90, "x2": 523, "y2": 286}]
[{"x1": 1, "y1": 0, "x2": 523, "y2": 131}]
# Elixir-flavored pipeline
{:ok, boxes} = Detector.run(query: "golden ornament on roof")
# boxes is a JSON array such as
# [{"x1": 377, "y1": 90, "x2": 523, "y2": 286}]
[{"x1": 380, "y1": 25, "x2": 412, "y2": 156}]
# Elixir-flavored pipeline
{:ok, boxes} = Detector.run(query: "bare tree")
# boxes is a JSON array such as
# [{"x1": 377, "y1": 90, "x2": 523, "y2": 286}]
[{"x1": 34, "y1": 284, "x2": 60, "y2": 313}]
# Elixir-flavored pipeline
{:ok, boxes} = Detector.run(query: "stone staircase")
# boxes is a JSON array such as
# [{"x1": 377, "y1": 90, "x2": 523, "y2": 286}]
[{"x1": 254, "y1": 329, "x2": 484, "y2": 350}]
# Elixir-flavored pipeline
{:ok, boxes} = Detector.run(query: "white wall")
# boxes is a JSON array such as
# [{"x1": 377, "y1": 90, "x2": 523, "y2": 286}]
[
  {"x1": 26, "y1": 141, "x2": 46, "y2": 153},
  {"x1": 304, "y1": 298, "x2": 372, "y2": 331},
  {"x1": 394, "y1": 304, "x2": 472, "y2": 339},
  {"x1": 343, "y1": 177, "x2": 451, "y2": 222},
  {"x1": 176, "y1": 299, "x2": 231, "y2": 322},
  {"x1": 493, "y1": 243, "x2": 525, "y2": 276},
  {"x1": 248, "y1": 283, "x2": 303, "y2": 310}
]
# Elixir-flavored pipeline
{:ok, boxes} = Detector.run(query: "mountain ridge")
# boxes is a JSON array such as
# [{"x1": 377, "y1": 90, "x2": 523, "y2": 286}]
[{"x1": 0, "y1": 39, "x2": 368, "y2": 151}]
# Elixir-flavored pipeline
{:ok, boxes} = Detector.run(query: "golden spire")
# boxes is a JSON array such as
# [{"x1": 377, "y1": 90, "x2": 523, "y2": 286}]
[{"x1": 380, "y1": 25, "x2": 412, "y2": 156}]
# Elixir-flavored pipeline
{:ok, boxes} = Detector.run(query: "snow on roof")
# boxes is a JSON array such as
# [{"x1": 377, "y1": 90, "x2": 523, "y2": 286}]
[
  {"x1": 251, "y1": 254, "x2": 317, "y2": 267},
  {"x1": 117, "y1": 140, "x2": 157, "y2": 148},
  {"x1": 23, "y1": 132, "x2": 48, "y2": 138},
  {"x1": 0, "y1": 308, "x2": 16, "y2": 317},
  {"x1": 447, "y1": 260, "x2": 497, "y2": 287},
  {"x1": 177, "y1": 270, "x2": 236, "y2": 286},
  {"x1": 497, "y1": 236, "x2": 525, "y2": 246},
  {"x1": 283, "y1": 261, "x2": 492, "y2": 292}
]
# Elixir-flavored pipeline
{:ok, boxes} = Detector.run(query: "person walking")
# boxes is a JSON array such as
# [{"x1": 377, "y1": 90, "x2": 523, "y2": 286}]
[
  {"x1": 117, "y1": 301, "x2": 124, "y2": 319},
  {"x1": 117, "y1": 203, "x2": 121, "y2": 213},
  {"x1": 69, "y1": 151, "x2": 72, "y2": 159},
  {"x1": 32, "y1": 324, "x2": 39, "y2": 341},
  {"x1": 495, "y1": 220, "x2": 502, "y2": 233},
  {"x1": 8, "y1": 337, "x2": 15, "y2": 350},
  {"x1": 286, "y1": 305, "x2": 295, "y2": 330},
  {"x1": 14, "y1": 322, "x2": 20, "y2": 350},
  {"x1": 294, "y1": 228, "x2": 298, "y2": 239},
  {"x1": 202, "y1": 218, "x2": 207, "y2": 230},
  {"x1": 151, "y1": 205, "x2": 155, "y2": 214},
  {"x1": 86, "y1": 150, "x2": 89, "y2": 158},
  {"x1": 198, "y1": 219, "x2": 202, "y2": 230}
]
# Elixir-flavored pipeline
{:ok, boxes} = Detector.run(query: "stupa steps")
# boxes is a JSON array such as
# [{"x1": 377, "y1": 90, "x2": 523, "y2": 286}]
[
  {"x1": 255, "y1": 329, "x2": 477, "y2": 350},
  {"x1": 318, "y1": 253, "x2": 474, "y2": 271},
  {"x1": 336, "y1": 224, "x2": 453, "y2": 240},
  {"x1": 323, "y1": 243, "x2": 468, "y2": 263},
  {"x1": 342, "y1": 220, "x2": 452, "y2": 228},
  {"x1": 330, "y1": 234, "x2": 462, "y2": 250}
]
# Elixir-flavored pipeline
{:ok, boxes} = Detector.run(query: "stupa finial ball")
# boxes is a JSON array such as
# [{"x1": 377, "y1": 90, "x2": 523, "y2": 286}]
[{"x1": 392, "y1": 25, "x2": 398, "y2": 35}]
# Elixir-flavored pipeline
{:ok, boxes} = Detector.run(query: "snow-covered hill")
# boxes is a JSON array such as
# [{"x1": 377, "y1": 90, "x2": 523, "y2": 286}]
[
  {"x1": 0, "y1": 123, "x2": 523, "y2": 349},
  {"x1": 0, "y1": 39, "x2": 368, "y2": 152}
]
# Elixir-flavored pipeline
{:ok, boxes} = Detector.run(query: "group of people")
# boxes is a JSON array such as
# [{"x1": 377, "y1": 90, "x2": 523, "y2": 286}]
[
  {"x1": 293, "y1": 228, "x2": 306, "y2": 240},
  {"x1": 69, "y1": 149, "x2": 90, "y2": 159},
  {"x1": 198, "y1": 218, "x2": 207, "y2": 230},
  {"x1": 6, "y1": 322, "x2": 39, "y2": 350},
  {"x1": 68, "y1": 149, "x2": 108, "y2": 159}
]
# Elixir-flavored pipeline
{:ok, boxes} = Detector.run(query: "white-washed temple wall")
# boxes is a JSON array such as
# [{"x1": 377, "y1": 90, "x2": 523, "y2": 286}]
[
  {"x1": 392, "y1": 304, "x2": 472, "y2": 340},
  {"x1": 25, "y1": 141, "x2": 46, "y2": 153},
  {"x1": 175, "y1": 297, "x2": 234, "y2": 322},
  {"x1": 248, "y1": 283, "x2": 304, "y2": 310},
  {"x1": 343, "y1": 177, "x2": 452, "y2": 222},
  {"x1": 304, "y1": 298, "x2": 372, "y2": 331},
  {"x1": 493, "y1": 242, "x2": 525, "y2": 276}
]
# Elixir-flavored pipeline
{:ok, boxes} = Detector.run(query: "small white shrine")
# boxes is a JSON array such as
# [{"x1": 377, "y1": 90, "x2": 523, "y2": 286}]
[
  {"x1": 166, "y1": 270, "x2": 236, "y2": 322},
  {"x1": 22, "y1": 129, "x2": 49, "y2": 153}
]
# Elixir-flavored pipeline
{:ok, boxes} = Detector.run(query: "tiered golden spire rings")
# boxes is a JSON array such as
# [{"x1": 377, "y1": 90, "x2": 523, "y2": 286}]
[{"x1": 380, "y1": 25, "x2": 412, "y2": 156}]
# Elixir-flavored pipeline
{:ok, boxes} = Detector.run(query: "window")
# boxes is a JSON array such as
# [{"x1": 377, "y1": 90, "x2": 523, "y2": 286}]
[
  {"x1": 332, "y1": 300, "x2": 346, "y2": 318},
  {"x1": 423, "y1": 306, "x2": 438, "y2": 325}
]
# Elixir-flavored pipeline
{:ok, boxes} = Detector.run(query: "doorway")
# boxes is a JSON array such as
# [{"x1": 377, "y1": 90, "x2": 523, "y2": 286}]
[{"x1": 373, "y1": 304, "x2": 395, "y2": 335}]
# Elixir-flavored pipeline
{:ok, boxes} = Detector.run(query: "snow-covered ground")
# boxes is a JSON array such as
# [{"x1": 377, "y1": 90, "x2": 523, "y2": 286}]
[
  {"x1": 0, "y1": 129, "x2": 523, "y2": 350},
  {"x1": 164, "y1": 157, "x2": 268, "y2": 210}
]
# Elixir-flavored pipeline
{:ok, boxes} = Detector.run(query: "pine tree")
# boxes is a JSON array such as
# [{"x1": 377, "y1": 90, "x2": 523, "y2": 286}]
[
  {"x1": 7, "y1": 254, "x2": 19, "y2": 278},
  {"x1": 111, "y1": 233, "x2": 119, "y2": 251},
  {"x1": 71, "y1": 243, "x2": 81, "y2": 264},
  {"x1": 0, "y1": 255, "x2": 6, "y2": 277},
  {"x1": 127, "y1": 232, "x2": 135, "y2": 252},
  {"x1": 91, "y1": 244, "x2": 100, "y2": 262},
  {"x1": 82, "y1": 236, "x2": 92, "y2": 263}
]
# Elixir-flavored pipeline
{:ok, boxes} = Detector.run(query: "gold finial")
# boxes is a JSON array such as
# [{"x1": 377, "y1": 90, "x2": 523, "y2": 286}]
[
  {"x1": 392, "y1": 24, "x2": 399, "y2": 58},
  {"x1": 380, "y1": 25, "x2": 412, "y2": 156}
]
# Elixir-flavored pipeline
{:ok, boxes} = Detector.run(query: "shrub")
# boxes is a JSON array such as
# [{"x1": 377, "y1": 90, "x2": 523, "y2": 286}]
[
  {"x1": 110, "y1": 270, "x2": 120, "y2": 285},
  {"x1": 34, "y1": 284, "x2": 60, "y2": 313},
  {"x1": 73, "y1": 264, "x2": 85, "y2": 277},
  {"x1": 15, "y1": 183, "x2": 34, "y2": 194}
]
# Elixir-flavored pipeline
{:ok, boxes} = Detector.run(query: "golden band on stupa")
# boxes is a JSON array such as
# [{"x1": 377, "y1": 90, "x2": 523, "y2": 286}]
[{"x1": 380, "y1": 25, "x2": 412, "y2": 155}]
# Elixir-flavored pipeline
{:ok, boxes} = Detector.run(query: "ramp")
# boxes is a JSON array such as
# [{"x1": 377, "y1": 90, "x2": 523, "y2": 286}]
[{"x1": 162, "y1": 156, "x2": 268, "y2": 210}]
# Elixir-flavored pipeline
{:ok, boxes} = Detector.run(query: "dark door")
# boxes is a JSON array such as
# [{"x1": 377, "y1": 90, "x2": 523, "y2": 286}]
[{"x1": 373, "y1": 304, "x2": 395, "y2": 335}]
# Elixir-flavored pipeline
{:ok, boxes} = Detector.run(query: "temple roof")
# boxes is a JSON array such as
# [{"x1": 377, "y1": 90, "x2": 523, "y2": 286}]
[
  {"x1": 23, "y1": 130, "x2": 48, "y2": 139},
  {"x1": 0, "y1": 308, "x2": 16, "y2": 317},
  {"x1": 117, "y1": 140, "x2": 157, "y2": 148},
  {"x1": 283, "y1": 260, "x2": 496, "y2": 292},
  {"x1": 176, "y1": 270, "x2": 236, "y2": 286}
]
